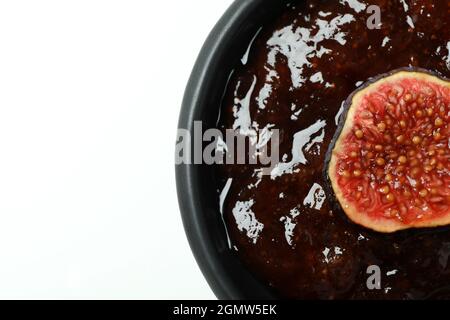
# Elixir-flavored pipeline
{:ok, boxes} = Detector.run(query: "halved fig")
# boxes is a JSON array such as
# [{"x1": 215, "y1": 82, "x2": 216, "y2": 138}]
[{"x1": 327, "y1": 68, "x2": 449, "y2": 233}]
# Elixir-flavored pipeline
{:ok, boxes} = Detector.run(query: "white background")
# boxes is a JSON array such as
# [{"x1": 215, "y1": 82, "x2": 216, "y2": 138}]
[{"x1": 0, "y1": 0, "x2": 233, "y2": 299}]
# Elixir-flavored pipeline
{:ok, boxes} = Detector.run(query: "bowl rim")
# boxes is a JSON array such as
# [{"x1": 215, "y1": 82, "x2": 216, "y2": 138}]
[{"x1": 175, "y1": 0, "x2": 280, "y2": 300}]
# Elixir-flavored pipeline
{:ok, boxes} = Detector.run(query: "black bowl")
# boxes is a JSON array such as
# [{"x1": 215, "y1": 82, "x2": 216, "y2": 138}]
[{"x1": 175, "y1": 0, "x2": 289, "y2": 299}]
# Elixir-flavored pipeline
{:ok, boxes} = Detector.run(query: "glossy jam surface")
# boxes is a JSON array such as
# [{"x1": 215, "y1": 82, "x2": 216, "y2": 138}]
[
  {"x1": 332, "y1": 72, "x2": 449, "y2": 230},
  {"x1": 216, "y1": 0, "x2": 450, "y2": 299}
]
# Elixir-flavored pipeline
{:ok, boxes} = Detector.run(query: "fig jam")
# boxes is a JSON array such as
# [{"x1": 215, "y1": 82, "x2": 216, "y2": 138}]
[{"x1": 216, "y1": 0, "x2": 450, "y2": 299}]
